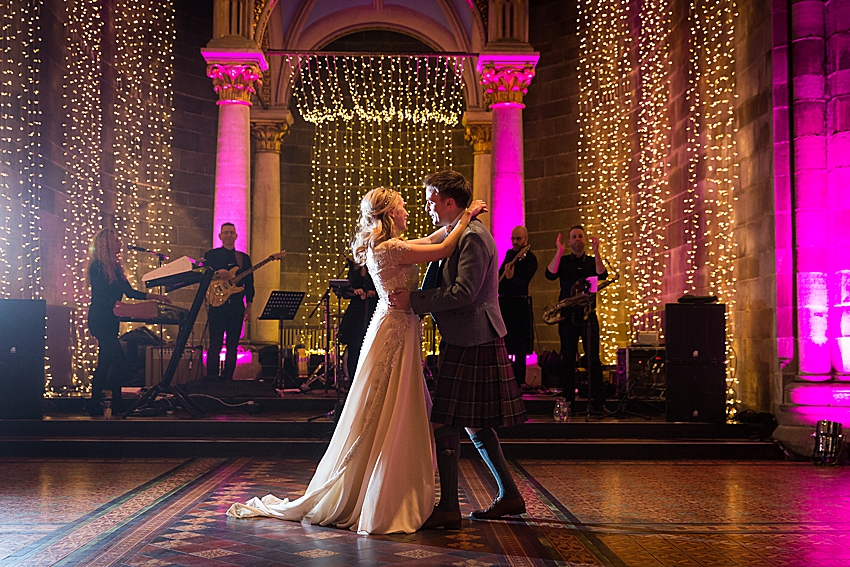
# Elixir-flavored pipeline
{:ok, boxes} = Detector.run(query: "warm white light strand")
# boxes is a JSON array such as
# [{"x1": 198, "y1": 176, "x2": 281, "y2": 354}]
[
  {"x1": 295, "y1": 56, "x2": 460, "y2": 353},
  {"x1": 60, "y1": 0, "x2": 104, "y2": 387},
  {"x1": 577, "y1": 0, "x2": 633, "y2": 364}
]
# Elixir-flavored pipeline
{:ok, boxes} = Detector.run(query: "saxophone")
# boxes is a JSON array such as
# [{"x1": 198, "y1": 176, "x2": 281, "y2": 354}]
[{"x1": 542, "y1": 275, "x2": 617, "y2": 325}]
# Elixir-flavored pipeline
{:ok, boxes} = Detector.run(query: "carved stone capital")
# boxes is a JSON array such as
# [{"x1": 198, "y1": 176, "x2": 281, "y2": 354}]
[
  {"x1": 206, "y1": 63, "x2": 263, "y2": 105},
  {"x1": 251, "y1": 122, "x2": 291, "y2": 153},
  {"x1": 465, "y1": 123, "x2": 492, "y2": 154},
  {"x1": 479, "y1": 62, "x2": 536, "y2": 107}
]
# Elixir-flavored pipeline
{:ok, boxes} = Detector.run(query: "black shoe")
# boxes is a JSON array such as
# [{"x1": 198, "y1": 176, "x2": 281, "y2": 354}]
[
  {"x1": 469, "y1": 497, "x2": 525, "y2": 520},
  {"x1": 420, "y1": 506, "x2": 462, "y2": 530}
]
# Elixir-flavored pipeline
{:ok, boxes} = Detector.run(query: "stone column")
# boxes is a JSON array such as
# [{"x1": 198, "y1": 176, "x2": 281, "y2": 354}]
[
  {"x1": 250, "y1": 109, "x2": 294, "y2": 343},
  {"x1": 826, "y1": 0, "x2": 850, "y2": 375},
  {"x1": 477, "y1": 53, "x2": 538, "y2": 260},
  {"x1": 202, "y1": 38, "x2": 268, "y2": 252},
  {"x1": 790, "y1": 0, "x2": 829, "y2": 375},
  {"x1": 462, "y1": 110, "x2": 493, "y2": 232}
]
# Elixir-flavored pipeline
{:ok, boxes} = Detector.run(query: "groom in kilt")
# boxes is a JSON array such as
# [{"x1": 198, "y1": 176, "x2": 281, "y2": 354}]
[{"x1": 391, "y1": 171, "x2": 527, "y2": 530}]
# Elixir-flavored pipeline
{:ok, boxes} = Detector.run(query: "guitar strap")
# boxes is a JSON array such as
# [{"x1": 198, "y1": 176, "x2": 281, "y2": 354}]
[{"x1": 235, "y1": 251, "x2": 245, "y2": 271}]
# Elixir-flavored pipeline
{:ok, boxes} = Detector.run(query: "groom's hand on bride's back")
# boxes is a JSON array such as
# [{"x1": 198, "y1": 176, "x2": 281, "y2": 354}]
[{"x1": 388, "y1": 290, "x2": 411, "y2": 310}]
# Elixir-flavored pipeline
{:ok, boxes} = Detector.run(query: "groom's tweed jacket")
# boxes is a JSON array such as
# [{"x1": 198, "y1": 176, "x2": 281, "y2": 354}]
[{"x1": 410, "y1": 218, "x2": 507, "y2": 347}]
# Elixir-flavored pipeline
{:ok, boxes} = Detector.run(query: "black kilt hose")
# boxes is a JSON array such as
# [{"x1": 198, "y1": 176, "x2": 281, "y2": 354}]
[{"x1": 430, "y1": 337, "x2": 528, "y2": 428}]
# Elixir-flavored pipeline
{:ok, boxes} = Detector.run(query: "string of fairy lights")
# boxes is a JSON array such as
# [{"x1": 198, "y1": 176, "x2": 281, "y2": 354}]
[
  {"x1": 690, "y1": 0, "x2": 740, "y2": 413},
  {"x1": 635, "y1": 0, "x2": 672, "y2": 336},
  {"x1": 578, "y1": 0, "x2": 739, "y2": 414},
  {"x1": 577, "y1": 0, "x2": 633, "y2": 365},
  {"x1": 112, "y1": 0, "x2": 175, "y2": 307},
  {"x1": 60, "y1": 0, "x2": 104, "y2": 388},
  {"x1": 288, "y1": 55, "x2": 463, "y2": 337},
  {"x1": 57, "y1": 0, "x2": 175, "y2": 391},
  {"x1": 0, "y1": 0, "x2": 43, "y2": 302}
]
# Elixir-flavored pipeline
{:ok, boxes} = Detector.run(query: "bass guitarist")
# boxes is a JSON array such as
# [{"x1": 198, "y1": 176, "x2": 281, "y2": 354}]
[
  {"x1": 204, "y1": 222, "x2": 254, "y2": 381},
  {"x1": 544, "y1": 225, "x2": 608, "y2": 411},
  {"x1": 498, "y1": 226, "x2": 537, "y2": 388}
]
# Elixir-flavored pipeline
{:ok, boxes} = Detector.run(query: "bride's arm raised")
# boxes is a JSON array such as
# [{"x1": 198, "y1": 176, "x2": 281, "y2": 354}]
[
  {"x1": 407, "y1": 226, "x2": 449, "y2": 245},
  {"x1": 396, "y1": 200, "x2": 487, "y2": 265}
]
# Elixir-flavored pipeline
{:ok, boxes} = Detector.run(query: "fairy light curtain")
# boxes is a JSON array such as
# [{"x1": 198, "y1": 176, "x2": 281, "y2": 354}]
[
  {"x1": 60, "y1": 0, "x2": 175, "y2": 390},
  {"x1": 287, "y1": 55, "x2": 465, "y2": 328},
  {"x1": 578, "y1": 0, "x2": 738, "y2": 412},
  {"x1": 0, "y1": 0, "x2": 43, "y2": 301},
  {"x1": 577, "y1": 0, "x2": 634, "y2": 366}
]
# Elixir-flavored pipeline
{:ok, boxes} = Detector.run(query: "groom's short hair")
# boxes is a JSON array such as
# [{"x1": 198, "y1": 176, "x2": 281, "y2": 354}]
[{"x1": 423, "y1": 171, "x2": 472, "y2": 208}]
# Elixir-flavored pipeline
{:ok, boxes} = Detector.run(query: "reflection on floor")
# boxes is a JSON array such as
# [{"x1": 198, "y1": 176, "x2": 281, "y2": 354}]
[{"x1": 1, "y1": 457, "x2": 849, "y2": 567}]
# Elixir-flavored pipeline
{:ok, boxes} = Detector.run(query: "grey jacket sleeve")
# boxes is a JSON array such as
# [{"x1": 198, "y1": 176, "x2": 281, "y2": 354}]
[{"x1": 410, "y1": 229, "x2": 488, "y2": 315}]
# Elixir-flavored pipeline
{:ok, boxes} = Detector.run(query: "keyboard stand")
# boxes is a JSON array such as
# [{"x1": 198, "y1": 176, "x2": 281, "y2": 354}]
[{"x1": 122, "y1": 268, "x2": 214, "y2": 418}]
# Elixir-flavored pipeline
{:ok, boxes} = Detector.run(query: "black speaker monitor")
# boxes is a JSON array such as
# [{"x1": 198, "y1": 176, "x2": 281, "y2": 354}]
[
  {"x1": 0, "y1": 299, "x2": 46, "y2": 419},
  {"x1": 665, "y1": 303, "x2": 725, "y2": 362},
  {"x1": 666, "y1": 361, "x2": 726, "y2": 423}
]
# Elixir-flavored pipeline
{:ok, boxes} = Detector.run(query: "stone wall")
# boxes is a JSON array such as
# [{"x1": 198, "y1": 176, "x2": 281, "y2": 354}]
[
  {"x1": 728, "y1": 0, "x2": 777, "y2": 412},
  {"x1": 524, "y1": 0, "x2": 778, "y2": 411}
]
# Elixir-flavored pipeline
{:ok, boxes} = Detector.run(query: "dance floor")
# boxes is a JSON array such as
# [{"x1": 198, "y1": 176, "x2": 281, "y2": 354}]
[{"x1": 1, "y1": 457, "x2": 849, "y2": 566}]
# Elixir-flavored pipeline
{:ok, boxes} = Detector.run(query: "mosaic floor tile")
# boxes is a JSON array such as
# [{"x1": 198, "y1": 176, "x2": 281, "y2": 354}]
[{"x1": 4, "y1": 457, "x2": 850, "y2": 566}]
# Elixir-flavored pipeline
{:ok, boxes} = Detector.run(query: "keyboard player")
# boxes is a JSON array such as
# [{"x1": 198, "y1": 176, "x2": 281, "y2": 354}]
[{"x1": 87, "y1": 228, "x2": 170, "y2": 417}]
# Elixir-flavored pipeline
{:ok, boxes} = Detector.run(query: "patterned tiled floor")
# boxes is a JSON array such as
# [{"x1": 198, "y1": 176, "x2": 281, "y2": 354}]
[{"x1": 1, "y1": 457, "x2": 849, "y2": 566}]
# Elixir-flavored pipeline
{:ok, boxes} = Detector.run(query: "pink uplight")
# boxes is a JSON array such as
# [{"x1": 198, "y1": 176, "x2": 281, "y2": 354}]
[
  {"x1": 202, "y1": 345, "x2": 253, "y2": 367},
  {"x1": 490, "y1": 101, "x2": 525, "y2": 109},
  {"x1": 788, "y1": 384, "x2": 850, "y2": 406}
]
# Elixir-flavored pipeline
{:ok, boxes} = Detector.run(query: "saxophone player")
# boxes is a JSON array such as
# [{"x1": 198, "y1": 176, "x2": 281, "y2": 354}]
[{"x1": 544, "y1": 225, "x2": 608, "y2": 411}]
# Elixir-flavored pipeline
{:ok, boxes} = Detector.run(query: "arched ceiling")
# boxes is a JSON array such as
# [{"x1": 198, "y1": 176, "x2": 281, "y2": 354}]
[{"x1": 259, "y1": 0, "x2": 487, "y2": 109}]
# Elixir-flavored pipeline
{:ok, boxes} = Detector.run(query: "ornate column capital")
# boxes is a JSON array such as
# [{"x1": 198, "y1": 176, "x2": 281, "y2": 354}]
[
  {"x1": 202, "y1": 36, "x2": 268, "y2": 106},
  {"x1": 476, "y1": 53, "x2": 539, "y2": 108},
  {"x1": 251, "y1": 123, "x2": 290, "y2": 153},
  {"x1": 462, "y1": 110, "x2": 493, "y2": 155},
  {"x1": 251, "y1": 108, "x2": 294, "y2": 154},
  {"x1": 206, "y1": 63, "x2": 264, "y2": 105}
]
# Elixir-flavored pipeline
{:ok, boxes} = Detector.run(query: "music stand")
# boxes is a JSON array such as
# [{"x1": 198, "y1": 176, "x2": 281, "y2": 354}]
[{"x1": 259, "y1": 291, "x2": 305, "y2": 389}]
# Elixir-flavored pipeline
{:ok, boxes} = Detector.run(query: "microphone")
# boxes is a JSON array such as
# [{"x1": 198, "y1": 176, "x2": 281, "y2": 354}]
[{"x1": 127, "y1": 244, "x2": 168, "y2": 260}]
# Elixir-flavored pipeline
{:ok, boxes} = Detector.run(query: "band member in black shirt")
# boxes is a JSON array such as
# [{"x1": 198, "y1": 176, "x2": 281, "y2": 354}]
[
  {"x1": 204, "y1": 222, "x2": 254, "y2": 380},
  {"x1": 87, "y1": 228, "x2": 169, "y2": 416},
  {"x1": 545, "y1": 225, "x2": 607, "y2": 410},
  {"x1": 498, "y1": 226, "x2": 537, "y2": 387}
]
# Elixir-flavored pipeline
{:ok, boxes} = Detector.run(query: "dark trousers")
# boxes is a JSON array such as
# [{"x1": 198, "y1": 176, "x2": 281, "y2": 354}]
[
  {"x1": 207, "y1": 301, "x2": 244, "y2": 379},
  {"x1": 511, "y1": 356, "x2": 527, "y2": 386},
  {"x1": 90, "y1": 323, "x2": 125, "y2": 411},
  {"x1": 558, "y1": 312, "x2": 605, "y2": 406},
  {"x1": 345, "y1": 338, "x2": 364, "y2": 382}
]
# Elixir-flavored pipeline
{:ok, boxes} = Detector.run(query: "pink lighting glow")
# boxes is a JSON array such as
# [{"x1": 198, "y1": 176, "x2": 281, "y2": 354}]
[
  {"x1": 774, "y1": 0, "x2": 850, "y2": 387},
  {"x1": 202, "y1": 346, "x2": 254, "y2": 367}
]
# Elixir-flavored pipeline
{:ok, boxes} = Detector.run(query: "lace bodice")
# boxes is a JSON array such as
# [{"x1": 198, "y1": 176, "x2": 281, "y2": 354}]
[{"x1": 366, "y1": 238, "x2": 419, "y2": 304}]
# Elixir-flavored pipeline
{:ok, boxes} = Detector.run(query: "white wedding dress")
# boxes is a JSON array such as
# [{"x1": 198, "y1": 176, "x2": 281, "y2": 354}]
[{"x1": 227, "y1": 238, "x2": 435, "y2": 534}]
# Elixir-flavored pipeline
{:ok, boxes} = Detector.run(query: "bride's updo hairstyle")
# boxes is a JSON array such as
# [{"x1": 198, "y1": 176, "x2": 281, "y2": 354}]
[{"x1": 352, "y1": 187, "x2": 403, "y2": 265}]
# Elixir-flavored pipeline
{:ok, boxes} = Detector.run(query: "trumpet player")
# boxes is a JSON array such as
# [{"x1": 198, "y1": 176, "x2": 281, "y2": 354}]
[{"x1": 544, "y1": 225, "x2": 608, "y2": 411}]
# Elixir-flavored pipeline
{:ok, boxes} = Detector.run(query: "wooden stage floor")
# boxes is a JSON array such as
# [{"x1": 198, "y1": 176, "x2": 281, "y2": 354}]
[{"x1": 1, "y1": 457, "x2": 849, "y2": 567}]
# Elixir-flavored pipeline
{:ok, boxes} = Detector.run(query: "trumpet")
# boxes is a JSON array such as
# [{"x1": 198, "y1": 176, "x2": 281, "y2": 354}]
[{"x1": 542, "y1": 275, "x2": 617, "y2": 325}]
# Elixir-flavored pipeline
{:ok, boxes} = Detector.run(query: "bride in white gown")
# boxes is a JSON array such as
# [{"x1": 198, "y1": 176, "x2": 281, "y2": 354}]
[{"x1": 227, "y1": 187, "x2": 486, "y2": 534}]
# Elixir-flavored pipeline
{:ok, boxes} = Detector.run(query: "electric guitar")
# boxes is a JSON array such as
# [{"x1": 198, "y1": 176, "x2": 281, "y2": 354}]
[
  {"x1": 206, "y1": 251, "x2": 286, "y2": 307},
  {"x1": 499, "y1": 245, "x2": 531, "y2": 282}
]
